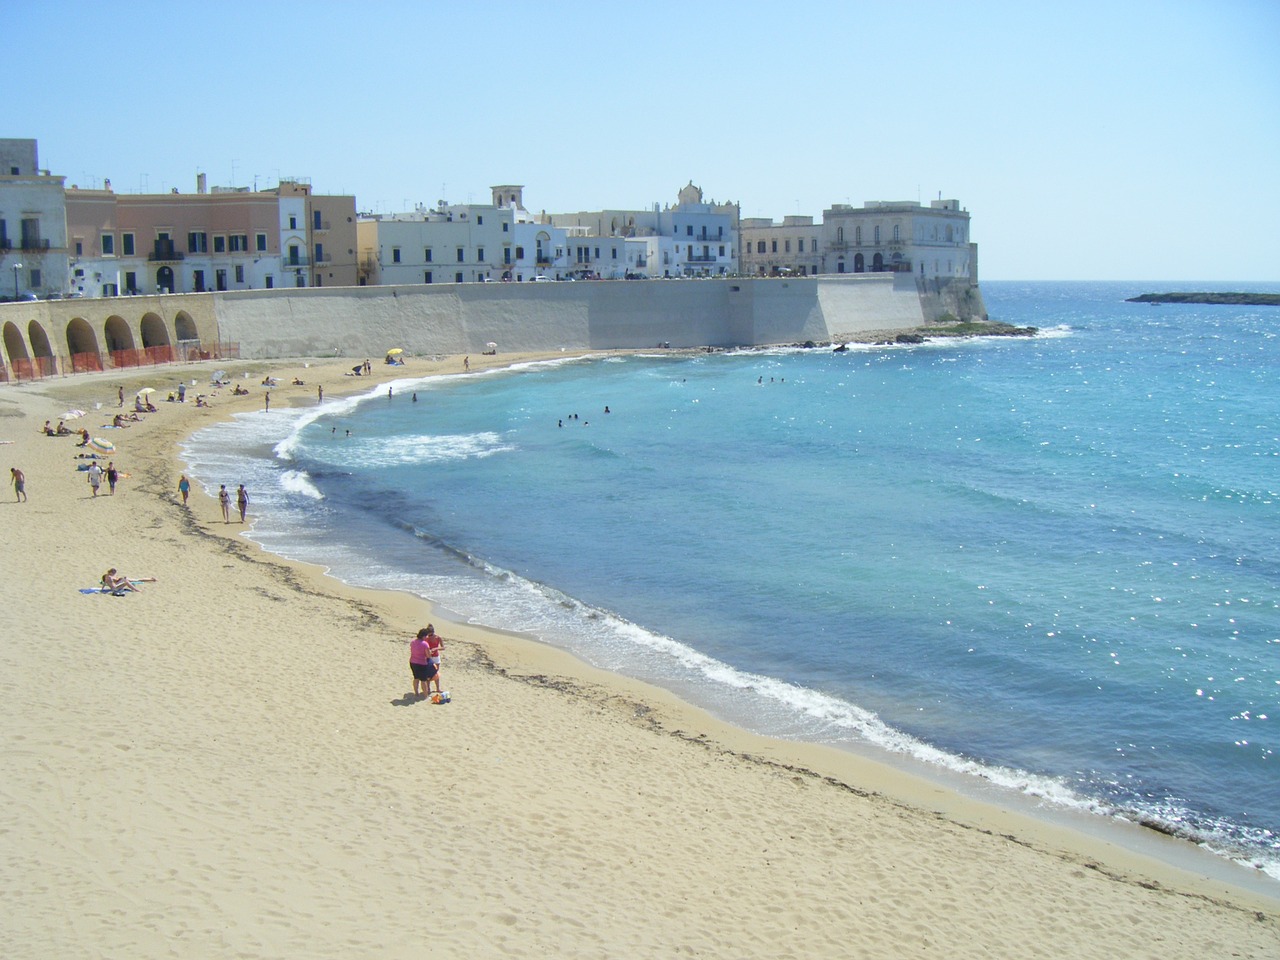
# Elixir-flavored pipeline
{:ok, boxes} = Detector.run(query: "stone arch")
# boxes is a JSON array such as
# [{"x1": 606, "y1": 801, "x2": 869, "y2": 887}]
[
  {"x1": 67, "y1": 317, "x2": 98, "y2": 354},
  {"x1": 103, "y1": 315, "x2": 135, "y2": 352},
  {"x1": 854, "y1": 253, "x2": 865, "y2": 273},
  {"x1": 140, "y1": 311, "x2": 171, "y2": 347},
  {"x1": 3, "y1": 321, "x2": 30, "y2": 363},
  {"x1": 872, "y1": 252, "x2": 884, "y2": 272},
  {"x1": 173, "y1": 310, "x2": 198, "y2": 341},
  {"x1": 28, "y1": 320, "x2": 53, "y2": 360}
]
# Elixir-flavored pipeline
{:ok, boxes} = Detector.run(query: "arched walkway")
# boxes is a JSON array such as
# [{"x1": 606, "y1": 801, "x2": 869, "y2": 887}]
[
  {"x1": 3, "y1": 320, "x2": 30, "y2": 362},
  {"x1": 174, "y1": 311, "x2": 198, "y2": 342},
  {"x1": 140, "y1": 312, "x2": 171, "y2": 348},
  {"x1": 28, "y1": 321, "x2": 53, "y2": 360},
  {"x1": 67, "y1": 317, "x2": 103, "y2": 373}
]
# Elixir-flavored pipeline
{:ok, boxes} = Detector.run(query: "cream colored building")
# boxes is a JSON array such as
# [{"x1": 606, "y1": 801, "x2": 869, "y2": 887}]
[{"x1": 738, "y1": 216, "x2": 823, "y2": 277}]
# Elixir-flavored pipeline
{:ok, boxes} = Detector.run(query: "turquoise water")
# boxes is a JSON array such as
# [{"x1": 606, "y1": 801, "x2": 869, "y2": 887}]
[{"x1": 184, "y1": 281, "x2": 1280, "y2": 877}]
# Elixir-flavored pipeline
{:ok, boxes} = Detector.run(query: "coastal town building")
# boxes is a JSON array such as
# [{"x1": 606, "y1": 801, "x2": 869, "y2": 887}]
[
  {"x1": 356, "y1": 185, "x2": 571, "y2": 285},
  {"x1": 737, "y1": 215, "x2": 822, "y2": 277},
  {"x1": 63, "y1": 174, "x2": 358, "y2": 297},
  {"x1": 0, "y1": 139, "x2": 69, "y2": 301},
  {"x1": 739, "y1": 198, "x2": 976, "y2": 282},
  {"x1": 546, "y1": 181, "x2": 739, "y2": 279}
]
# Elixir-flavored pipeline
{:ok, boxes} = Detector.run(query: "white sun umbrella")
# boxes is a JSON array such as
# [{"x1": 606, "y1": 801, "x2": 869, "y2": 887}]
[{"x1": 62, "y1": 409, "x2": 87, "y2": 419}]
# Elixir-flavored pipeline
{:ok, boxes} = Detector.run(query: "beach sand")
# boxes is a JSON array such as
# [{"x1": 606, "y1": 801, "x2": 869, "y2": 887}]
[{"x1": 2, "y1": 354, "x2": 1277, "y2": 959}]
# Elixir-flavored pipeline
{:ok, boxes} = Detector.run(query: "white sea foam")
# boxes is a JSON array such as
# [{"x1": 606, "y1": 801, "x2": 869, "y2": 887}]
[{"x1": 279, "y1": 469, "x2": 324, "y2": 500}]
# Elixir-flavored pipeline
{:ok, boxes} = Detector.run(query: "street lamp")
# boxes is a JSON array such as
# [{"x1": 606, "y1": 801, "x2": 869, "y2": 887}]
[{"x1": 12, "y1": 262, "x2": 21, "y2": 300}]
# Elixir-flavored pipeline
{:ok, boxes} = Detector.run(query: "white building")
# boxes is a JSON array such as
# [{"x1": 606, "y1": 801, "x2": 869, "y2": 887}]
[
  {"x1": 1, "y1": 139, "x2": 69, "y2": 300},
  {"x1": 358, "y1": 185, "x2": 570, "y2": 285},
  {"x1": 546, "y1": 181, "x2": 738, "y2": 278},
  {"x1": 822, "y1": 199, "x2": 974, "y2": 280}
]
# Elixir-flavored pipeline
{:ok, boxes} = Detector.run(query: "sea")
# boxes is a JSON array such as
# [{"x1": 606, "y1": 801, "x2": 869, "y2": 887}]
[{"x1": 182, "y1": 280, "x2": 1280, "y2": 883}]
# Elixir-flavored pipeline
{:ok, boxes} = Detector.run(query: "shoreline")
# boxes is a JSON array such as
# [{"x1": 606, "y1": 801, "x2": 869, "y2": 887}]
[{"x1": 4, "y1": 353, "x2": 1278, "y2": 957}]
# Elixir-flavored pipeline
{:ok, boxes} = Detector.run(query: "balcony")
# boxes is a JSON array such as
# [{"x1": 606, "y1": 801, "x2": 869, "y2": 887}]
[
  {"x1": 21, "y1": 238, "x2": 52, "y2": 252},
  {"x1": 313, "y1": 220, "x2": 331, "y2": 232},
  {"x1": 285, "y1": 254, "x2": 311, "y2": 268},
  {"x1": 536, "y1": 255, "x2": 551, "y2": 265},
  {"x1": 686, "y1": 253, "x2": 718, "y2": 263},
  {"x1": 148, "y1": 243, "x2": 185, "y2": 262},
  {"x1": 693, "y1": 232, "x2": 723, "y2": 242}
]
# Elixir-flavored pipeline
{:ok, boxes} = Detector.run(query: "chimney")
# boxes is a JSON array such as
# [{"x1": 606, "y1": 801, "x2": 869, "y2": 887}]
[{"x1": 197, "y1": 172, "x2": 207, "y2": 194}]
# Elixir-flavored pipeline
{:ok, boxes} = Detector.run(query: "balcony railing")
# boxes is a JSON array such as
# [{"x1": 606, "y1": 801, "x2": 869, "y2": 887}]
[
  {"x1": 536, "y1": 255, "x2": 550, "y2": 265},
  {"x1": 148, "y1": 245, "x2": 185, "y2": 262},
  {"x1": 313, "y1": 220, "x2": 331, "y2": 232},
  {"x1": 285, "y1": 255, "x2": 311, "y2": 267},
  {"x1": 21, "y1": 238, "x2": 51, "y2": 251},
  {"x1": 685, "y1": 253, "x2": 718, "y2": 263}
]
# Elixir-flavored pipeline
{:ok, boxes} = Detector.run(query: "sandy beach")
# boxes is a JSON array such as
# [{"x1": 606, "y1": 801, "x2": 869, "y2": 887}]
[{"x1": 2, "y1": 354, "x2": 1277, "y2": 959}]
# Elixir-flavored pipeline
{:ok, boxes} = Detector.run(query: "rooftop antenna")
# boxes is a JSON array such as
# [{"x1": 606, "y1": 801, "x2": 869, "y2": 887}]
[{"x1": 231, "y1": 159, "x2": 239, "y2": 184}]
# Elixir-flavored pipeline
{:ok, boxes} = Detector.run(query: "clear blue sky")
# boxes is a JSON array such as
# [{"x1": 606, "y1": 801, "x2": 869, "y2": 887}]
[{"x1": 11, "y1": 0, "x2": 1278, "y2": 281}]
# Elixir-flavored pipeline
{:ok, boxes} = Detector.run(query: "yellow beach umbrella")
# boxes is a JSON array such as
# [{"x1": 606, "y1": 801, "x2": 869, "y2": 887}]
[{"x1": 386, "y1": 348, "x2": 404, "y2": 356}]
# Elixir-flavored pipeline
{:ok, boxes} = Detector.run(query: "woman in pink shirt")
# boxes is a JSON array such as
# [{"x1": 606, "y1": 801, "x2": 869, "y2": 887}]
[{"x1": 409, "y1": 628, "x2": 436, "y2": 698}]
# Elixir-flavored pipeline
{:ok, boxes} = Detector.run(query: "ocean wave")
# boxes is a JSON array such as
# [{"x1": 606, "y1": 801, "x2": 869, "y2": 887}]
[{"x1": 279, "y1": 469, "x2": 324, "y2": 500}]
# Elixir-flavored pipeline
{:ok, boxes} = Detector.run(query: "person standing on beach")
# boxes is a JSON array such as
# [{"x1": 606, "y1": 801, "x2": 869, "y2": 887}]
[
  {"x1": 236, "y1": 484, "x2": 249, "y2": 523},
  {"x1": 117, "y1": 385, "x2": 124, "y2": 408},
  {"x1": 11, "y1": 466, "x2": 27, "y2": 502},
  {"x1": 264, "y1": 392, "x2": 270, "y2": 413},
  {"x1": 87, "y1": 462, "x2": 103, "y2": 497},
  {"x1": 424, "y1": 624, "x2": 444, "y2": 696},
  {"x1": 218, "y1": 484, "x2": 231, "y2": 522},
  {"x1": 317, "y1": 385, "x2": 323, "y2": 403},
  {"x1": 178, "y1": 474, "x2": 190, "y2": 505},
  {"x1": 106, "y1": 461, "x2": 119, "y2": 495},
  {"x1": 409, "y1": 628, "x2": 436, "y2": 698}
]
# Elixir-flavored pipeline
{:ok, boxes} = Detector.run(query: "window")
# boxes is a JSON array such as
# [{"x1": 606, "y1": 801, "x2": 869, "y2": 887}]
[
  {"x1": 75, "y1": 240, "x2": 83, "y2": 256},
  {"x1": 235, "y1": 264, "x2": 244, "y2": 283},
  {"x1": 456, "y1": 247, "x2": 464, "y2": 262},
  {"x1": 265, "y1": 275, "x2": 274, "y2": 288},
  {"x1": 516, "y1": 246, "x2": 524, "y2": 259},
  {"x1": 216, "y1": 269, "x2": 227, "y2": 291},
  {"x1": 392, "y1": 247, "x2": 401, "y2": 263},
  {"x1": 855, "y1": 226, "x2": 861, "y2": 245},
  {"x1": 476, "y1": 215, "x2": 483, "y2": 225},
  {"x1": 477, "y1": 247, "x2": 485, "y2": 262},
  {"x1": 594, "y1": 247, "x2": 600, "y2": 259},
  {"x1": 611, "y1": 247, "x2": 617, "y2": 259},
  {"x1": 771, "y1": 240, "x2": 777, "y2": 253},
  {"x1": 503, "y1": 248, "x2": 511, "y2": 264},
  {"x1": 455, "y1": 272, "x2": 463, "y2": 283},
  {"x1": 424, "y1": 271, "x2": 433, "y2": 284},
  {"x1": 125, "y1": 271, "x2": 137, "y2": 293},
  {"x1": 214, "y1": 235, "x2": 226, "y2": 253},
  {"x1": 289, "y1": 216, "x2": 298, "y2": 230},
  {"x1": 256, "y1": 233, "x2": 267, "y2": 252},
  {"x1": 188, "y1": 232, "x2": 208, "y2": 253},
  {"x1": 229, "y1": 234, "x2": 248, "y2": 252},
  {"x1": 719, "y1": 245, "x2": 725, "y2": 257},
  {"x1": 30, "y1": 268, "x2": 41, "y2": 288},
  {"x1": 874, "y1": 225, "x2": 881, "y2": 244},
  {"x1": 123, "y1": 233, "x2": 135, "y2": 256},
  {"x1": 425, "y1": 248, "x2": 433, "y2": 262},
  {"x1": 784, "y1": 240, "x2": 790, "y2": 253},
  {"x1": 893, "y1": 225, "x2": 900, "y2": 241},
  {"x1": 798, "y1": 239, "x2": 804, "y2": 253},
  {"x1": 686, "y1": 225, "x2": 692, "y2": 236},
  {"x1": 314, "y1": 243, "x2": 324, "y2": 263},
  {"x1": 756, "y1": 240, "x2": 765, "y2": 254},
  {"x1": 502, "y1": 222, "x2": 509, "y2": 233},
  {"x1": 313, "y1": 210, "x2": 323, "y2": 230},
  {"x1": 194, "y1": 270, "x2": 206, "y2": 292},
  {"x1": 288, "y1": 244, "x2": 301, "y2": 265}
]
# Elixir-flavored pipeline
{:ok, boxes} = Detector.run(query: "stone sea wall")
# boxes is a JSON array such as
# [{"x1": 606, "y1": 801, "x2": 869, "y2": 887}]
[{"x1": 215, "y1": 273, "x2": 977, "y2": 359}]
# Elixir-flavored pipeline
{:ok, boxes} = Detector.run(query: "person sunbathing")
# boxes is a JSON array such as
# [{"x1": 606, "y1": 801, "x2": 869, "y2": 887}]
[
  {"x1": 101, "y1": 568, "x2": 140, "y2": 595},
  {"x1": 112, "y1": 414, "x2": 132, "y2": 428},
  {"x1": 232, "y1": 384, "x2": 249, "y2": 396},
  {"x1": 55, "y1": 421, "x2": 72, "y2": 435}
]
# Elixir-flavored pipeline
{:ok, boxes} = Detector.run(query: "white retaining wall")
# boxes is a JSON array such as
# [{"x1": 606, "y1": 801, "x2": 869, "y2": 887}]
[{"x1": 214, "y1": 273, "x2": 945, "y2": 359}]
